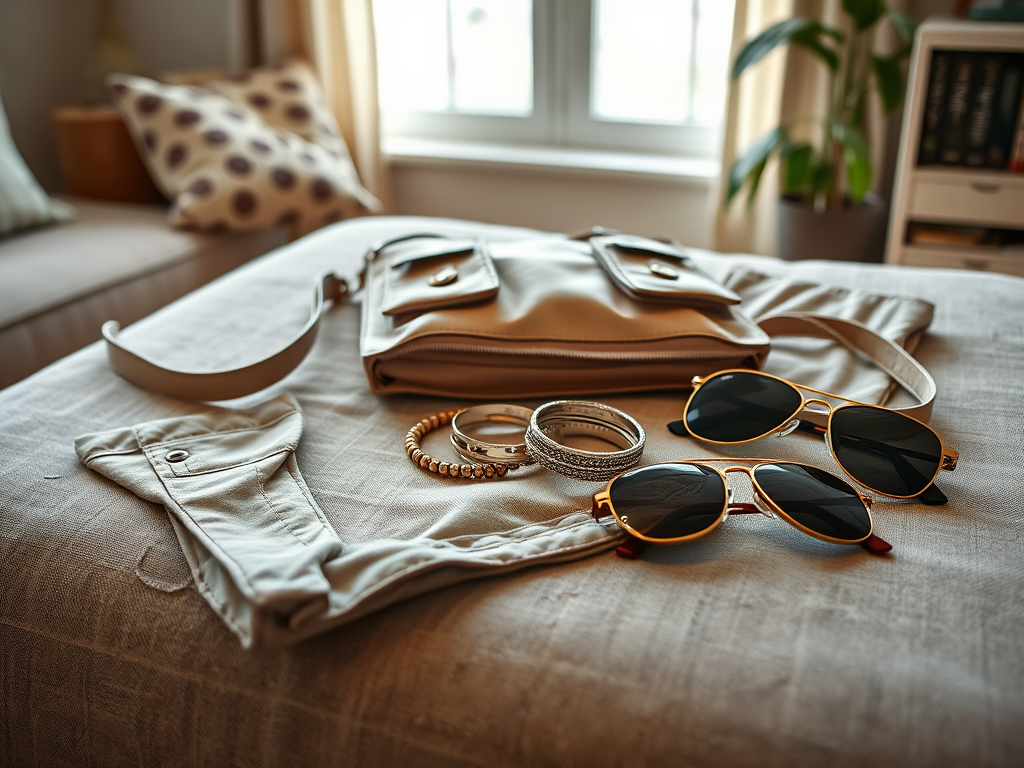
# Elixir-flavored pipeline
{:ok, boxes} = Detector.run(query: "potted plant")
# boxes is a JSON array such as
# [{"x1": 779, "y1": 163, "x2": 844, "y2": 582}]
[{"x1": 726, "y1": 0, "x2": 916, "y2": 262}]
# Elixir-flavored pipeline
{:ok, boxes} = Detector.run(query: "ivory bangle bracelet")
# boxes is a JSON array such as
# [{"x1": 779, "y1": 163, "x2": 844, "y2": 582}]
[
  {"x1": 450, "y1": 404, "x2": 534, "y2": 465},
  {"x1": 525, "y1": 400, "x2": 646, "y2": 481}
]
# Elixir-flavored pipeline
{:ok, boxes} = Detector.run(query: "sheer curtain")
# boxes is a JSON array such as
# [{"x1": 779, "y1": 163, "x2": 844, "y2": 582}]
[
  {"x1": 711, "y1": 0, "x2": 910, "y2": 256},
  {"x1": 262, "y1": 0, "x2": 393, "y2": 213}
]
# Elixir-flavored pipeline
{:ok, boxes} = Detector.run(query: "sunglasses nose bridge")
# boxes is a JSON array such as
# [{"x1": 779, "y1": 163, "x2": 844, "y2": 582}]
[
  {"x1": 721, "y1": 465, "x2": 755, "y2": 481},
  {"x1": 802, "y1": 398, "x2": 834, "y2": 414}
]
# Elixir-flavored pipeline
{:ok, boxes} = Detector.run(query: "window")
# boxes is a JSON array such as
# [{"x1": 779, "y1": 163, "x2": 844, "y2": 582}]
[{"x1": 374, "y1": 0, "x2": 736, "y2": 158}]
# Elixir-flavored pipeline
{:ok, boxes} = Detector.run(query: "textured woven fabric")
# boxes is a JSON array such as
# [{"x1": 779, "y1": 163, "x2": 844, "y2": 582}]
[{"x1": 2, "y1": 216, "x2": 1023, "y2": 767}]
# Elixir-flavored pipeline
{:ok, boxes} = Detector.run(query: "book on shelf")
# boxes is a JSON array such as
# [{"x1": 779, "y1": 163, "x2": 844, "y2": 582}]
[
  {"x1": 906, "y1": 221, "x2": 1024, "y2": 249},
  {"x1": 919, "y1": 50, "x2": 953, "y2": 165},
  {"x1": 939, "y1": 52, "x2": 979, "y2": 165},
  {"x1": 917, "y1": 49, "x2": 1024, "y2": 172},
  {"x1": 964, "y1": 53, "x2": 1005, "y2": 166},
  {"x1": 1011, "y1": 73, "x2": 1024, "y2": 173},
  {"x1": 987, "y1": 54, "x2": 1024, "y2": 168}
]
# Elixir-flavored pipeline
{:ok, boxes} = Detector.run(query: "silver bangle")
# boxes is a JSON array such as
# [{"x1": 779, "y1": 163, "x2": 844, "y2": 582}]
[
  {"x1": 525, "y1": 400, "x2": 645, "y2": 481},
  {"x1": 450, "y1": 404, "x2": 534, "y2": 465}
]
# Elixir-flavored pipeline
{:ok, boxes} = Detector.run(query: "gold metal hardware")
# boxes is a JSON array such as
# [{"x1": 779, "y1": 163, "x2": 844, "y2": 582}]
[
  {"x1": 428, "y1": 265, "x2": 459, "y2": 287},
  {"x1": 648, "y1": 260, "x2": 679, "y2": 280}
]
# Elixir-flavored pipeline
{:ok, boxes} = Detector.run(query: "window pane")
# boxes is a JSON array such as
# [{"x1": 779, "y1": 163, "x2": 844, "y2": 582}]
[
  {"x1": 375, "y1": 0, "x2": 450, "y2": 111},
  {"x1": 692, "y1": 0, "x2": 735, "y2": 124},
  {"x1": 451, "y1": 0, "x2": 533, "y2": 114},
  {"x1": 592, "y1": 0, "x2": 694, "y2": 123},
  {"x1": 375, "y1": 0, "x2": 533, "y2": 116}
]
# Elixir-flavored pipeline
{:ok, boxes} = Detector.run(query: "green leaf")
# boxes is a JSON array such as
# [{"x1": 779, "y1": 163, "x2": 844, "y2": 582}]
[
  {"x1": 745, "y1": 159, "x2": 770, "y2": 207},
  {"x1": 872, "y1": 53, "x2": 905, "y2": 113},
  {"x1": 726, "y1": 126, "x2": 787, "y2": 206},
  {"x1": 842, "y1": 0, "x2": 886, "y2": 31},
  {"x1": 731, "y1": 18, "x2": 841, "y2": 80},
  {"x1": 790, "y1": 25, "x2": 841, "y2": 73},
  {"x1": 831, "y1": 122, "x2": 872, "y2": 202},
  {"x1": 886, "y1": 7, "x2": 918, "y2": 42},
  {"x1": 781, "y1": 141, "x2": 814, "y2": 192}
]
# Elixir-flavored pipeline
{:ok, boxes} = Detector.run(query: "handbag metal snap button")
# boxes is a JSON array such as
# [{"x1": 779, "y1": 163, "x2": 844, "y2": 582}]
[
  {"x1": 165, "y1": 449, "x2": 190, "y2": 463},
  {"x1": 428, "y1": 264, "x2": 458, "y2": 287},
  {"x1": 648, "y1": 261, "x2": 679, "y2": 280}
]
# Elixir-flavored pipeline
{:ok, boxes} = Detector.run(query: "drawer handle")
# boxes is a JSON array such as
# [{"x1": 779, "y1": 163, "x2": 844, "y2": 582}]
[{"x1": 970, "y1": 182, "x2": 1001, "y2": 194}]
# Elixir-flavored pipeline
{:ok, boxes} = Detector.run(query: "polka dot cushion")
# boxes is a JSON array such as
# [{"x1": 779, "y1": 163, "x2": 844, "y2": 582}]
[
  {"x1": 108, "y1": 70, "x2": 380, "y2": 235},
  {"x1": 205, "y1": 61, "x2": 348, "y2": 160}
]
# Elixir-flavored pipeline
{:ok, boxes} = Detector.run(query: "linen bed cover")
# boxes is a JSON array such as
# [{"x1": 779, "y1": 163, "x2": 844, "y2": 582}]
[{"x1": 1, "y1": 216, "x2": 1022, "y2": 767}]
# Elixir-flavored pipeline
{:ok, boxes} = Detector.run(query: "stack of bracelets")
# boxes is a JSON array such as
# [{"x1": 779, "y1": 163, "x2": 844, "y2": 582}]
[{"x1": 404, "y1": 400, "x2": 646, "y2": 482}]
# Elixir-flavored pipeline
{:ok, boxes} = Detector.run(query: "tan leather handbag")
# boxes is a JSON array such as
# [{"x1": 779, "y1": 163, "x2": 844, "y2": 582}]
[{"x1": 358, "y1": 232, "x2": 771, "y2": 398}]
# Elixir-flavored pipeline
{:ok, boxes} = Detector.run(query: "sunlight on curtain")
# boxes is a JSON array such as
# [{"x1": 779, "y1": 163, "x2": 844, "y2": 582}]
[
  {"x1": 277, "y1": 0, "x2": 393, "y2": 212},
  {"x1": 712, "y1": 0, "x2": 794, "y2": 256}
]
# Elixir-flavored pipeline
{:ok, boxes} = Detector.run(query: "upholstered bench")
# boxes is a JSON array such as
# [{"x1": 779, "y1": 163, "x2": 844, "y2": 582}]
[{"x1": 0, "y1": 198, "x2": 284, "y2": 389}]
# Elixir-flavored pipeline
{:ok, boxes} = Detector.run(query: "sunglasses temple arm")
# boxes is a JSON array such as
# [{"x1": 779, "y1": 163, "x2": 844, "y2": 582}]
[
  {"x1": 615, "y1": 538, "x2": 648, "y2": 559},
  {"x1": 732, "y1": 503, "x2": 893, "y2": 555},
  {"x1": 861, "y1": 533, "x2": 893, "y2": 554},
  {"x1": 916, "y1": 483, "x2": 948, "y2": 505}
]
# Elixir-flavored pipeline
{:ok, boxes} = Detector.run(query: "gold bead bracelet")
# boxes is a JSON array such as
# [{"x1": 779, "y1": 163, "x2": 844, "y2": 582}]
[{"x1": 405, "y1": 410, "x2": 522, "y2": 480}]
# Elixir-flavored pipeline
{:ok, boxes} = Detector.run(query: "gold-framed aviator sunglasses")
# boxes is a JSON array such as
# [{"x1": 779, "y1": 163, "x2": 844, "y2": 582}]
[
  {"x1": 668, "y1": 370, "x2": 958, "y2": 504},
  {"x1": 591, "y1": 459, "x2": 892, "y2": 559}
]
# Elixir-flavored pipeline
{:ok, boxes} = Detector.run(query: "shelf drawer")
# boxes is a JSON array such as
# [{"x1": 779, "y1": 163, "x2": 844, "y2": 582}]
[
  {"x1": 908, "y1": 175, "x2": 1024, "y2": 228},
  {"x1": 898, "y1": 245, "x2": 1024, "y2": 277}
]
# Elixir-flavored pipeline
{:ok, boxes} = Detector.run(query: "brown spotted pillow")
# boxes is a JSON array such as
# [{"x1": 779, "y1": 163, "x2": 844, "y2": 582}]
[
  {"x1": 107, "y1": 70, "x2": 380, "y2": 235},
  {"x1": 205, "y1": 61, "x2": 347, "y2": 159}
]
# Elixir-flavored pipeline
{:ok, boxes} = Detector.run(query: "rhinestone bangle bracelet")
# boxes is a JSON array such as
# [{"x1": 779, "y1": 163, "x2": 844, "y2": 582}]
[{"x1": 525, "y1": 400, "x2": 646, "y2": 482}]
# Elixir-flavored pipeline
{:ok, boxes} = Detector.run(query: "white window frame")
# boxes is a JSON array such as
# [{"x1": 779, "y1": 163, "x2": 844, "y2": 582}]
[{"x1": 378, "y1": 0, "x2": 724, "y2": 159}]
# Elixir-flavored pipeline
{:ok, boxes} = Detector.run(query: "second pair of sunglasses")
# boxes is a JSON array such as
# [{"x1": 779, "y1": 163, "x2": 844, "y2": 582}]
[
  {"x1": 592, "y1": 458, "x2": 892, "y2": 558},
  {"x1": 670, "y1": 370, "x2": 957, "y2": 502}
]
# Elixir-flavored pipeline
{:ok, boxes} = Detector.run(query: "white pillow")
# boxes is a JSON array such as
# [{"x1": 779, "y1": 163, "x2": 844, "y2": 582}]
[
  {"x1": 108, "y1": 67, "x2": 380, "y2": 235},
  {"x1": 0, "y1": 91, "x2": 75, "y2": 238}
]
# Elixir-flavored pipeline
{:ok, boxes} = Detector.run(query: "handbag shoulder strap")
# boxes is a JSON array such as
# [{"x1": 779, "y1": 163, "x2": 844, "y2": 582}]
[
  {"x1": 756, "y1": 312, "x2": 937, "y2": 423},
  {"x1": 102, "y1": 272, "x2": 349, "y2": 401},
  {"x1": 101, "y1": 234, "x2": 446, "y2": 401}
]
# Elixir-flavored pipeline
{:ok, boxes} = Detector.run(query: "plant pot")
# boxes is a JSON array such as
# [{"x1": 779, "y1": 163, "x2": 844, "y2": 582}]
[{"x1": 776, "y1": 193, "x2": 888, "y2": 262}]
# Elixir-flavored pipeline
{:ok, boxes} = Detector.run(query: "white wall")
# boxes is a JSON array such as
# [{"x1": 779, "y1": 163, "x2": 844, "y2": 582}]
[
  {"x1": 0, "y1": 0, "x2": 239, "y2": 192},
  {"x1": 390, "y1": 161, "x2": 717, "y2": 246}
]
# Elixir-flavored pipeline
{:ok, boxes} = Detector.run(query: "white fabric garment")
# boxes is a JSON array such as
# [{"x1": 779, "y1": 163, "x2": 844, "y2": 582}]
[{"x1": 76, "y1": 393, "x2": 619, "y2": 648}]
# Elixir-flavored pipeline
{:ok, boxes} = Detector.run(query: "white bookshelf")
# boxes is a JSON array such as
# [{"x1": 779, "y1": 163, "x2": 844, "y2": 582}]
[{"x1": 885, "y1": 19, "x2": 1024, "y2": 277}]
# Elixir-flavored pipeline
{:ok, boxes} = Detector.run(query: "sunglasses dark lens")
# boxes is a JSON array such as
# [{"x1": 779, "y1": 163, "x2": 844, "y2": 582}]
[
  {"x1": 829, "y1": 406, "x2": 942, "y2": 497},
  {"x1": 753, "y1": 463, "x2": 871, "y2": 543},
  {"x1": 685, "y1": 372, "x2": 803, "y2": 443},
  {"x1": 608, "y1": 464, "x2": 726, "y2": 541}
]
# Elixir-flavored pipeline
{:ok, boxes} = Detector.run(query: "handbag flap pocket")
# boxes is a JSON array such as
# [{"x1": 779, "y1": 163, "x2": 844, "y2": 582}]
[
  {"x1": 590, "y1": 234, "x2": 741, "y2": 306},
  {"x1": 379, "y1": 236, "x2": 500, "y2": 317}
]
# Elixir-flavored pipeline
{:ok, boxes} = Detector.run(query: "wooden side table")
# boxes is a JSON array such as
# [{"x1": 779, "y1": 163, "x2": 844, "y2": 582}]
[{"x1": 52, "y1": 106, "x2": 165, "y2": 205}]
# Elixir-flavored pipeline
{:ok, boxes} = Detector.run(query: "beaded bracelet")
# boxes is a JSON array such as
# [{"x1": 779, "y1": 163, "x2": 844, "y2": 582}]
[{"x1": 405, "y1": 410, "x2": 522, "y2": 480}]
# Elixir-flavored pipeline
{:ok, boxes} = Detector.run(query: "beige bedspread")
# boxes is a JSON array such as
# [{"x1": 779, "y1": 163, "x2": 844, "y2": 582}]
[{"x1": 2, "y1": 217, "x2": 1022, "y2": 767}]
